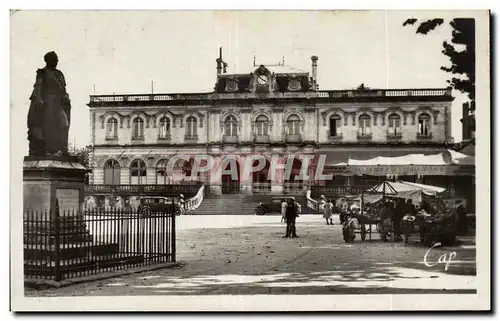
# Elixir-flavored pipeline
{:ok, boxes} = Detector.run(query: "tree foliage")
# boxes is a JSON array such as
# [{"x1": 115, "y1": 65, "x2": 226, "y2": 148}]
[
  {"x1": 68, "y1": 144, "x2": 93, "y2": 184},
  {"x1": 403, "y1": 18, "x2": 475, "y2": 111}
]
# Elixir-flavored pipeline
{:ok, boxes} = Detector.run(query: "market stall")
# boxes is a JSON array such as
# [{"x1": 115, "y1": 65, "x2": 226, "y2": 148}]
[{"x1": 343, "y1": 180, "x2": 457, "y2": 245}]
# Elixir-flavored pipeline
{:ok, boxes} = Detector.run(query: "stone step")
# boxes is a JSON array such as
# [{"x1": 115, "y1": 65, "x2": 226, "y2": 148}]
[
  {"x1": 24, "y1": 253, "x2": 149, "y2": 278},
  {"x1": 189, "y1": 192, "x2": 318, "y2": 215}
]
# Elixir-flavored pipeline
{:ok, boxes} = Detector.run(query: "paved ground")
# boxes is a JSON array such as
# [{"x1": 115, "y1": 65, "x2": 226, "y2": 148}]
[{"x1": 25, "y1": 214, "x2": 476, "y2": 296}]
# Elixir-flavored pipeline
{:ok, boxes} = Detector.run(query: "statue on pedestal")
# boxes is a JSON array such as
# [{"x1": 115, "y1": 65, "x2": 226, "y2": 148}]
[{"x1": 27, "y1": 51, "x2": 71, "y2": 156}]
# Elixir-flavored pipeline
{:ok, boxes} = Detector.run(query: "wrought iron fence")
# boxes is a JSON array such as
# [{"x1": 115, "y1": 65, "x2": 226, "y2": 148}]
[
  {"x1": 310, "y1": 185, "x2": 368, "y2": 197},
  {"x1": 252, "y1": 182, "x2": 272, "y2": 193},
  {"x1": 284, "y1": 182, "x2": 304, "y2": 192},
  {"x1": 85, "y1": 182, "x2": 202, "y2": 197},
  {"x1": 24, "y1": 204, "x2": 176, "y2": 282}
]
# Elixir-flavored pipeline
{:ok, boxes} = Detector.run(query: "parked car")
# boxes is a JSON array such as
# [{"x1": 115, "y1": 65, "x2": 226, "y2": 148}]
[
  {"x1": 255, "y1": 197, "x2": 297, "y2": 216},
  {"x1": 137, "y1": 196, "x2": 185, "y2": 216}
]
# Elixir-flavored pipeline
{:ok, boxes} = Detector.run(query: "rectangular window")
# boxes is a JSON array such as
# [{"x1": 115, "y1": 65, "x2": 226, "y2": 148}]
[
  {"x1": 133, "y1": 121, "x2": 144, "y2": 138},
  {"x1": 329, "y1": 118, "x2": 340, "y2": 136},
  {"x1": 419, "y1": 119, "x2": 430, "y2": 135},
  {"x1": 359, "y1": 119, "x2": 371, "y2": 135},
  {"x1": 389, "y1": 118, "x2": 401, "y2": 135}
]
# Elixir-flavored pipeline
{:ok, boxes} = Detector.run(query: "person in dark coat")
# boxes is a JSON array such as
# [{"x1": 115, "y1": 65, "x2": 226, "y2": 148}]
[
  {"x1": 393, "y1": 199, "x2": 404, "y2": 241},
  {"x1": 284, "y1": 199, "x2": 299, "y2": 238}
]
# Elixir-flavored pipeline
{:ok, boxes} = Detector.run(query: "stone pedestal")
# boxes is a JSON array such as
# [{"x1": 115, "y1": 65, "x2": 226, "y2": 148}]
[
  {"x1": 23, "y1": 155, "x2": 99, "y2": 282},
  {"x1": 24, "y1": 155, "x2": 87, "y2": 214}
]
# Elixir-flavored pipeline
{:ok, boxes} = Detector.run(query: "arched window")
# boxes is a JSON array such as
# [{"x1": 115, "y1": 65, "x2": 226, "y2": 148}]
[
  {"x1": 130, "y1": 159, "x2": 147, "y2": 184},
  {"x1": 418, "y1": 113, "x2": 431, "y2": 136},
  {"x1": 186, "y1": 116, "x2": 197, "y2": 138},
  {"x1": 358, "y1": 114, "x2": 371, "y2": 136},
  {"x1": 159, "y1": 117, "x2": 171, "y2": 139},
  {"x1": 255, "y1": 115, "x2": 269, "y2": 136},
  {"x1": 132, "y1": 117, "x2": 144, "y2": 139},
  {"x1": 224, "y1": 115, "x2": 238, "y2": 137},
  {"x1": 329, "y1": 115, "x2": 341, "y2": 137},
  {"x1": 103, "y1": 159, "x2": 120, "y2": 185},
  {"x1": 155, "y1": 159, "x2": 170, "y2": 184},
  {"x1": 287, "y1": 115, "x2": 301, "y2": 136},
  {"x1": 106, "y1": 118, "x2": 118, "y2": 139},
  {"x1": 388, "y1": 113, "x2": 401, "y2": 135}
]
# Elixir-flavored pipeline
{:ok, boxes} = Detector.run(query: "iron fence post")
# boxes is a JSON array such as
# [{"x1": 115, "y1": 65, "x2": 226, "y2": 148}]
[
  {"x1": 53, "y1": 199, "x2": 62, "y2": 282},
  {"x1": 171, "y1": 199, "x2": 176, "y2": 262}
]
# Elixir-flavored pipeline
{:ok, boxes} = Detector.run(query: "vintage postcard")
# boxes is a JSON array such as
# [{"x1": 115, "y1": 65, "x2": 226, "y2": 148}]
[{"x1": 10, "y1": 9, "x2": 490, "y2": 311}]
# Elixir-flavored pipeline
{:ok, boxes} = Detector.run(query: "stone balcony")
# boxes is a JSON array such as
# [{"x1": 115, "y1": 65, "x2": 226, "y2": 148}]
[
  {"x1": 184, "y1": 135, "x2": 199, "y2": 142},
  {"x1": 386, "y1": 131, "x2": 403, "y2": 142},
  {"x1": 417, "y1": 133, "x2": 433, "y2": 140},
  {"x1": 157, "y1": 134, "x2": 172, "y2": 142},
  {"x1": 328, "y1": 133, "x2": 343, "y2": 142},
  {"x1": 357, "y1": 132, "x2": 372, "y2": 141},
  {"x1": 254, "y1": 135, "x2": 271, "y2": 144},
  {"x1": 285, "y1": 134, "x2": 302, "y2": 143},
  {"x1": 223, "y1": 135, "x2": 239, "y2": 144}
]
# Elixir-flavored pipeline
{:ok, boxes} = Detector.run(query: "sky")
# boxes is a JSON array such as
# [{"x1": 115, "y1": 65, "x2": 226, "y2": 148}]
[{"x1": 10, "y1": 10, "x2": 474, "y2": 155}]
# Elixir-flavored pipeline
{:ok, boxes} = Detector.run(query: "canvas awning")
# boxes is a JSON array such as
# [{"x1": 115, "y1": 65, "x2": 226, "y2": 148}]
[
  {"x1": 364, "y1": 180, "x2": 446, "y2": 204},
  {"x1": 313, "y1": 149, "x2": 474, "y2": 176}
]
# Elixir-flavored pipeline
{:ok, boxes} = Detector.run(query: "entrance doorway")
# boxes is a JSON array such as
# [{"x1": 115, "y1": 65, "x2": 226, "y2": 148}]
[
  {"x1": 221, "y1": 158, "x2": 240, "y2": 194},
  {"x1": 252, "y1": 158, "x2": 271, "y2": 193},
  {"x1": 284, "y1": 158, "x2": 304, "y2": 192}
]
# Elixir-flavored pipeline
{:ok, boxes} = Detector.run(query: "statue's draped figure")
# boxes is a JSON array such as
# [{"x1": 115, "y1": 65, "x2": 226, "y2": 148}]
[{"x1": 27, "y1": 51, "x2": 71, "y2": 156}]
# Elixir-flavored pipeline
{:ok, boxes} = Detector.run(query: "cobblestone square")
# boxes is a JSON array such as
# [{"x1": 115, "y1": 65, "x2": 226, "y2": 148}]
[{"x1": 26, "y1": 214, "x2": 476, "y2": 297}]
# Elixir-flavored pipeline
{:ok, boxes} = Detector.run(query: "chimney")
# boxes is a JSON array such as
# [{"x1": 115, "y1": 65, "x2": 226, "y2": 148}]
[
  {"x1": 216, "y1": 47, "x2": 223, "y2": 77},
  {"x1": 311, "y1": 55, "x2": 318, "y2": 91},
  {"x1": 462, "y1": 102, "x2": 470, "y2": 140}
]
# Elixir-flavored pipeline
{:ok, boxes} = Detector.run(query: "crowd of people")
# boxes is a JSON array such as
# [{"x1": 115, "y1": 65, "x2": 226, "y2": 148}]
[{"x1": 276, "y1": 193, "x2": 469, "y2": 240}]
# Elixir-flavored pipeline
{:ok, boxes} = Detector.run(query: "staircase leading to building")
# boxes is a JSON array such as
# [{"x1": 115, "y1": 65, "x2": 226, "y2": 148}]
[{"x1": 188, "y1": 193, "x2": 319, "y2": 215}]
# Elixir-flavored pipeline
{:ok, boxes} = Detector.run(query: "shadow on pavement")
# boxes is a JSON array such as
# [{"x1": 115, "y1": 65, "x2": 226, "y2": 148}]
[{"x1": 25, "y1": 223, "x2": 477, "y2": 297}]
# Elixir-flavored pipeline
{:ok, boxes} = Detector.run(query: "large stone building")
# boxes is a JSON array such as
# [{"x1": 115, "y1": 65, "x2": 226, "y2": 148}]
[{"x1": 87, "y1": 52, "x2": 473, "y2": 196}]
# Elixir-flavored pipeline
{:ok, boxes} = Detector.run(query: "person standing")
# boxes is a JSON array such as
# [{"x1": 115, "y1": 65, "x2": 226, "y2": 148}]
[
  {"x1": 323, "y1": 199, "x2": 333, "y2": 225},
  {"x1": 284, "y1": 199, "x2": 299, "y2": 238},
  {"x1": 281, "y1": 199, "x2": 288, "y2": 223},
  {"x1": 393, "y1": 199, "x2": 404, "y2": 241}
]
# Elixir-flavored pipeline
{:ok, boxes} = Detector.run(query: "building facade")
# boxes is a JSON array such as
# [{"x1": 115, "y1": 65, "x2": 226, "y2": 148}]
[{"x1": 87, "y1": 54, "x2": 470, "y2": 196}]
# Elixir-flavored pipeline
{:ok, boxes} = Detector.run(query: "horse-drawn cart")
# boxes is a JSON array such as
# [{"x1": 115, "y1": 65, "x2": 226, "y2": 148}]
[
  {"x1": 342, "y1": 180, "x2": 458, "y2": 245},
  {"x1": 342, "y1": 213, "x2": 380, "y2": 242}
]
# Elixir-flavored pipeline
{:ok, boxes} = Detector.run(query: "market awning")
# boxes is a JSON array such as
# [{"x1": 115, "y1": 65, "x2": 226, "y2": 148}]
[
  {"x1": 364, "y1": 180, "x2": 446, "y2": 204},
  {"x1": 350, "y1": 154, "x2": 447, "y2": 166},
  {"x1": 312, "y1": 149, "x2": 474, "y2": 177},
  {"x1": 396, "y1": 180, "x2": 446, "y2": 194},
  {"x1": 447, "y1": 149, "x2": 475, "y2": 165}
]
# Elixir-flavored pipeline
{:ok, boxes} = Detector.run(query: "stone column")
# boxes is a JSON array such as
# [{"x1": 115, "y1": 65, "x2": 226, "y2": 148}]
[
  {"x1": 239, "y1": 155, "x2": 253, "y2": 194},
  {"x1": 208, "y1": 155, "x2": 222, "y2": 195},
  {"x1": 270, "y1": 156, "x2": 285, "y2": 194}
]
